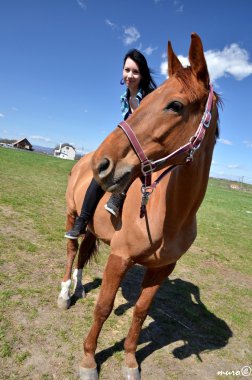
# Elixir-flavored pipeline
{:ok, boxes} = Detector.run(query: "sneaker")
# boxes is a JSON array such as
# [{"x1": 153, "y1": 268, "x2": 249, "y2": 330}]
[
  {"x1": 104, "y1": 193, "x2": 126, "y2": 217},
  {"x1": 64, "y1": 217, "x2": 88, "y2": 239}
]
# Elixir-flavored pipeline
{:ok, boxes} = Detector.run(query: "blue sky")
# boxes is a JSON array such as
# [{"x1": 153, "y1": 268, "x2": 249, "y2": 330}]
[{"x1": 0, "y1": 0, "x2": 252, "y2": 183}]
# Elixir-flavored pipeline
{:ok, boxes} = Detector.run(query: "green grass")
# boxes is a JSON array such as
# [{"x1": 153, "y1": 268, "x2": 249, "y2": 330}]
[
  {"x1": 0, "y1": 147, "x2": 251, "y2": 380},
  {"x1": 195, "y1": 179, "x2": 252, "y2": 275}
]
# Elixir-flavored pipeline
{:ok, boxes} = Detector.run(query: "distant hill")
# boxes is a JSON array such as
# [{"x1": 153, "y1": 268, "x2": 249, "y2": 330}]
[
  {"x1": 33, "y1": 145, "x2": 83, "y2": 160},
  {"x1": 33, "y1": 145, "x2": 54, "y2": 155}
]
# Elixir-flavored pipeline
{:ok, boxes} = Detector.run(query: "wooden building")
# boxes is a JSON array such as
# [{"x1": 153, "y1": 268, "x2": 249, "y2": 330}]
[{"x1": 13, "y1": 138, "x2": 33, "y2": 151}]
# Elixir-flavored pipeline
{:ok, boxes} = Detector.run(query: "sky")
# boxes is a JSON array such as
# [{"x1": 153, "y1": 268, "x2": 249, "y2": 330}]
[{"x1": 0, "y1": 0, "x2": 252, "y2": 184}]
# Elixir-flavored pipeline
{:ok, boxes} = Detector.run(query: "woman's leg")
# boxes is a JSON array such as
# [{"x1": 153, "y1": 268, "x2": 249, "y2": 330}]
[
  {"x1": 105, "y1": 180, "x2": 133, "y2": 217},
  {"x1": 104, "y1": 191, "x2": 126, "y2": 217},
  {"x1": 65, "y1": 178, "x2": 105, "y2": 239},
  {"x1": 105, "y1": 176, "x2": 146, "y2": 217}
]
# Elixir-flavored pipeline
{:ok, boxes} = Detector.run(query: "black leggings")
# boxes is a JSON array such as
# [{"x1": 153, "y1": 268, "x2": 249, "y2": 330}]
[
  {"x1": 79, "y1": 178, "x2": 105, "y2": 220},
  {"x1": 79, "y1": 174, "x2": 137, "y2": 222}
]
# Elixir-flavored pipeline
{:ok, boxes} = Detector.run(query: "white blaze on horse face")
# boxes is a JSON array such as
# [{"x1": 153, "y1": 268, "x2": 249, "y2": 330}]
[{"x1": 123, "y1": 58, "x2": 141, "y2": 95}]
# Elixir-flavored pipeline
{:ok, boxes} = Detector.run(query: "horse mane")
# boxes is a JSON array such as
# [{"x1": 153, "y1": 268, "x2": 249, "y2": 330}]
[{"x1": 174, "y1": 67, "x2": 221, "y2": 141}]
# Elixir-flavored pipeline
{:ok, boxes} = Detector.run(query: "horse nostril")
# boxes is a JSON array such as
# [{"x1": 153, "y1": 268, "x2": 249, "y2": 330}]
[
  {"x1": 98, "y1": 158, "x2": 110, "y2": 174},
  {"x1": 97, "y1": 158, "x2": 113, "y2": 178}
]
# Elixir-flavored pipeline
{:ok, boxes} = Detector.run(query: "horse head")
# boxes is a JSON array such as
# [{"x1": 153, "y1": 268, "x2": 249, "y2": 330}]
[{"x1": 92, "y1": 33, "x2": 219, "y2": 193}]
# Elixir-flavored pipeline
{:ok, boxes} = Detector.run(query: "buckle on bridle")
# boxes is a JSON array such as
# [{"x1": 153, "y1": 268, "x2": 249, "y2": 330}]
[
  {"x1": 141, "y1": 185, "x2": 154, "y2": 195},
  {"x1": 141, "y1": 161, "x2": 153, "y2": 176},
  {"x1": 186, "y1": 148, "x2": 195, "y2": 163},
  {"x1": 141, "y1": 185, "x2": 153, "y2": 208},
  {"x1": 203, "y1": 110, "x2": 211, "y2": 128}
]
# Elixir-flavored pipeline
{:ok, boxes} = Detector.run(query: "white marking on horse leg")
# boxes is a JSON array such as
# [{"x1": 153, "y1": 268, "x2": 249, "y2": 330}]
[
  {"x1": 59, "y1": 279, "x2": 72, "y2": 300},
  {"x1": 79, "y1": 366, "x2": 98, "y2": 380},
  {"x1": 57, "y1": 279, "x2": 71, "y2": 309},
  {"x1": 73, "y1": 268, "x2": 86, "y2": 299},
  {"x1": 122, "y1": 366, "x2": 140, "y2": 380}
]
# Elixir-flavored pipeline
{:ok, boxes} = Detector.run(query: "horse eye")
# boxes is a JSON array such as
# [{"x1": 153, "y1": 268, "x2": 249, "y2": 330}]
[{"x1": 165, "y1": 101, "x2": 183, "y2": 113}]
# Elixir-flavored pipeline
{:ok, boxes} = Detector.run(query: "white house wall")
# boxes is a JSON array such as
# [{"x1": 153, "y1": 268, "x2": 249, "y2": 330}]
[{"x1": 61, "y1": 146, "x2": 75, "y2": 160}]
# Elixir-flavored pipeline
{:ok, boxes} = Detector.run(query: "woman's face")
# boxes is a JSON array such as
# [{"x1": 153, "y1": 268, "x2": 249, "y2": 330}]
[{"x1": 123, "y1": 57, "x2": 141, "y2": 93}]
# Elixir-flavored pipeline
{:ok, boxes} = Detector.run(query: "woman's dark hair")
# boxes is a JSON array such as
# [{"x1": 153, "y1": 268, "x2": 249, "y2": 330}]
[{"x1": 123, "y1": 49, "x2": 157, "y2": 95}]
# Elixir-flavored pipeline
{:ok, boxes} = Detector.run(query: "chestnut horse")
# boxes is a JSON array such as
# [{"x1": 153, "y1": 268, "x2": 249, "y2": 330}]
[{"x1": 58, "y1": 33, "x2": 220, "y2": 380}]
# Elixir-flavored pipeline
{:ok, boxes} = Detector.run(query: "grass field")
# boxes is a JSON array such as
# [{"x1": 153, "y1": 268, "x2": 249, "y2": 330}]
[{"x1": 0, "y1": 147, "x2": 251, "y2": 380}]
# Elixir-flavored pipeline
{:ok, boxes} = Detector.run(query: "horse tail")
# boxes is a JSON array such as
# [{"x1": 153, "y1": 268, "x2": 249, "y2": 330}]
[{"x1": 78, "y1": 231, "x2": 100, "y2": 267}]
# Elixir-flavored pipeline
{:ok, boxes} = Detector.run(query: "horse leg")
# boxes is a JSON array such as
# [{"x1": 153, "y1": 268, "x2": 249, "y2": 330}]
[
  {"x1": 72, "y1": 268, "x2": 85, "y2": 299},
  {"x1": 123, "y1": 262, "x2": 176, "y2": 380},
  {"x1": 79, "y1": 254, "x2": 133, "y2": 380},
  {"x1": 73, "y1": 232, "x2": 98, "y2": 299},
  {"x1": 57, "y1": 214, "x2": 79, "y2": 310}
]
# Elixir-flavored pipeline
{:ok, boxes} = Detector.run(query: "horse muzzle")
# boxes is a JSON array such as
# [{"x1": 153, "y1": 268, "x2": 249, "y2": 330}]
[{"x1": 92, "y1": 156, "x2": 133, "y2": 193}]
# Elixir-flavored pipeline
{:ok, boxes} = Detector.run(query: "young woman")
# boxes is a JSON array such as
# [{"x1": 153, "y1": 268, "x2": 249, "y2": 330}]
[{"x1": 65, "y1": 49, "x2": 157, "y2": 239}]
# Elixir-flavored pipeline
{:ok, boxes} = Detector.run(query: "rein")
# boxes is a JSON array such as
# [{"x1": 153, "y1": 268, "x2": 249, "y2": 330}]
[{"x1": 118, "y1": 84, "x2": 214, "y2": 217}]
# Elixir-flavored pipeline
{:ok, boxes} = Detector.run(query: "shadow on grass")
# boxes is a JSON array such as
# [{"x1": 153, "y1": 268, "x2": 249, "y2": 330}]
[
  {"x1": 94, "y1": 265, "x2": 232, "y2": 368},
  {"x1": 69, "y1": 277, "x2": 102, "y2": 307},
  {"x1": 84, "y1": 277, "x2": 102, "y2": 294}
]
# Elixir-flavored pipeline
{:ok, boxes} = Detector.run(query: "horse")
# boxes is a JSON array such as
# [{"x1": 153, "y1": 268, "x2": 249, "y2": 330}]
[{"x1": 58, "y1": 33, "x2": 220, "y2": 380}]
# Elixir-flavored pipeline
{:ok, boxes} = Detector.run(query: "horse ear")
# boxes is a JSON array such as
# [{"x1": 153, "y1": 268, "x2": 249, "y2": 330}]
[
  {"x1": 168, "y1": 40, "x2": 183, "y2": 77},
  {"x1": 189, "y1": 33, "x2": 209, "y2": 87}
]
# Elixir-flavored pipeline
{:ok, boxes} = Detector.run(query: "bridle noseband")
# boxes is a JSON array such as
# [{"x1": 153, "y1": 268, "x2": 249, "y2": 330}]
[{"x1": 118, "y1": 84, "x2": 214, "y2": 217}]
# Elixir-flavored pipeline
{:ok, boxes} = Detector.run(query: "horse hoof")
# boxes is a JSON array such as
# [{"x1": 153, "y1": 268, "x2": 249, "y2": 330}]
[
  {"x1": 122, "y1": 366, "x2": 141, "y2": 380},
  {"x1": 79, "y1": 366, "x2": 98, "y2": 380},
  {"x1": 57, "y1": 296, "x2": 71, "y2": 310}
]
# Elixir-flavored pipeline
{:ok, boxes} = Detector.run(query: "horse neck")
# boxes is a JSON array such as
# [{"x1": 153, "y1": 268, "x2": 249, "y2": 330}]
[{"x1": 162, "y1": 140, "x2": 215, "y2": 228}]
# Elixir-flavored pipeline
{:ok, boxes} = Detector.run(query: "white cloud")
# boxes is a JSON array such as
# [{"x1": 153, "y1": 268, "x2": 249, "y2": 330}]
[
  {"x1": 144, "y1": 46, "x2": 158, "y2": 56},
  {"x1": 174, "y1": 0, "x2": 184, "y2": 12},
  {"x1": 160, "y1": 43, "x2": 252, "y2": 83},
  {"x1": 206, "y1": 44, "x2": 252, "y2": 81},
  {"x1": 105, "y1": 19, "x2": 117, "y2": 30},
  {"x1": 122, "y1": 26, "x2": 140, "y2": 46},
  {"x1": 0, "y1": 113, "x2": 4, "y2": 118},
  {"x1": 136, "y1": 42, "x2": 143, "y2": 51},
  {"x1": 160, "y1": 61, "x2": 167, "y2": 76},
  {"x1": 219, "y1": 138, "x2": 233, "y2": 145},
  {"x1": 177, "y1": 55, "x2": 188, "y2": 67},
  {"x1": 107, "y1": 22, "x2": 141, "y2": 48},
  {"x1": 243, "y1": 140, "x2": 252, "y2": 148},
  {"x1": 30, "y1": 135, "x2": 52, "y2": 143},
  {"x1": 227, "y1": 164, "x2": 239, "y2": 169},
  {"x1": 76, "y1": 0, "x2": 87, "y2": 10}
]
